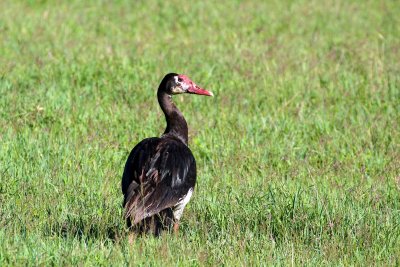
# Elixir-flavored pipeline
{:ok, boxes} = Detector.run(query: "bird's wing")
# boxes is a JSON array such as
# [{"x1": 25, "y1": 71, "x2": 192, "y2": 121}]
[
  {"x1": 122, "y1": 137, "x2": 159, "y2": 197},
  {"x1": 122, "y1": 137, "x2": 196, "y2": 224}
]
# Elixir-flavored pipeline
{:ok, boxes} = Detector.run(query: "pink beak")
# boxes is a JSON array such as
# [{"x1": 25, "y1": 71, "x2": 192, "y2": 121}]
[
  {"x1": 187, "y1": 84, "x2": 214, "y2": 96},
  {"x1": 178, "y1": 74, "x2": 214, "y2": 96}
]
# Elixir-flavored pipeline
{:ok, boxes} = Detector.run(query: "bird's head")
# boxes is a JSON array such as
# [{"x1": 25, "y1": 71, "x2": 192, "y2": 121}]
[{"x1": 162, "y1": 73, "x2": 213, "y2": 97}]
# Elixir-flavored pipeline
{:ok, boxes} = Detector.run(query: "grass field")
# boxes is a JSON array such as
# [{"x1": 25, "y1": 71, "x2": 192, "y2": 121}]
[{"x1": 1, "y1": 0, "x2": 399, "y2": 265}]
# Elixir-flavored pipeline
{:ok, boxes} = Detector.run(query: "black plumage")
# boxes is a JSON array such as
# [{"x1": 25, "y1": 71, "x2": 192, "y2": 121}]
[{"x1": 122, "y1": 73, "x2": 212, "y2": 235}]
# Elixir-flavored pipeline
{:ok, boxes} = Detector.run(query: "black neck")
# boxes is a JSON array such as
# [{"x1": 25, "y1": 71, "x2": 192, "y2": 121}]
[{"x1": 157, "y1": 90, "x2": 188, "y2": 145}]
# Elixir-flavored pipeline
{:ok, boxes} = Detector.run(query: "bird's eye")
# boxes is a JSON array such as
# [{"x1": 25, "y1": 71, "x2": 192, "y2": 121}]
[{"x1": 178, "y1": 77, "x2": 183, "y2": 82}]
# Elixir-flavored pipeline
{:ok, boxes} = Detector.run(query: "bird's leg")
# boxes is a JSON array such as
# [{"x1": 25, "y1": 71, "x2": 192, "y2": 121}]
[
  {"x1": 128, "y1": 232, "x2": 136, "y2": 244},
  {"x1": 173, "y1": 222, "x2": 179, "y2": 235}
]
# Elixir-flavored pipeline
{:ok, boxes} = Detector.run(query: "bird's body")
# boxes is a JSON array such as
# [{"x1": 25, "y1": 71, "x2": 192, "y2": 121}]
[
  {"x1": 122, "y1": 73, "x2": 212, "y2": 236},
  {"x1": 122, "y1": 135, "x2": 196, "y2": 234}
]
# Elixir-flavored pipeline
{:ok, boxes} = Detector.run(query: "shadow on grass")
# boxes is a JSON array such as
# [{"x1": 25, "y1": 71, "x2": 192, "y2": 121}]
[{"x1": 43, "y1": 215, "x2": 124, "y2": 242}]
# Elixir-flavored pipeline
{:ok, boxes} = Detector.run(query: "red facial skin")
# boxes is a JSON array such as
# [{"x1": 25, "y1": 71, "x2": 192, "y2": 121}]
[{"x1": 178, "y1": 74, "x2": 213, "y2": 96}]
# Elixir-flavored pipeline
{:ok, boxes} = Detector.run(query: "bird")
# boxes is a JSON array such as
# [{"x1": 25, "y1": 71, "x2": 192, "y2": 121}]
[{"x1": 121, "y1": 73, "x2": 213, "y2": 236}]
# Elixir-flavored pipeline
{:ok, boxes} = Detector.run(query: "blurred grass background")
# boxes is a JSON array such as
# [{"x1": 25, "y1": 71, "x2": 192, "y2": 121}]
[{"x1": 0, "y1": 0, "x2": 399, "y2": 265}]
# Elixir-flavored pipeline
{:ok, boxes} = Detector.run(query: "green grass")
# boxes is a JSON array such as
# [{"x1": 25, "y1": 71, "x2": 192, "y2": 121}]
[{"x1": 1, "y1": 0, "x2": 399, "y2": 265}]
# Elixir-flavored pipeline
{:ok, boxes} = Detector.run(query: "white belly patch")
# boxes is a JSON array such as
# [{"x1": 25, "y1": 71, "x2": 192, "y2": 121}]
[{"x1": 173, "y1": 188, "x2": 193, "y2": 221}]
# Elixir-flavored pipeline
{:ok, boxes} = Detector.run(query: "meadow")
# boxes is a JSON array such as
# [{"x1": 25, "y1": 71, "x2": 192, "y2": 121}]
[{"x1": 0, "y1": 0, "x2": 399, "y2": 265}]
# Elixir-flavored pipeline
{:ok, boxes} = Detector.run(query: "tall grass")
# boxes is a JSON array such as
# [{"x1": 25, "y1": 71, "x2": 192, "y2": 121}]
[{"x1": 1, "y1": 0, "x2": 399, "y2": 265}]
